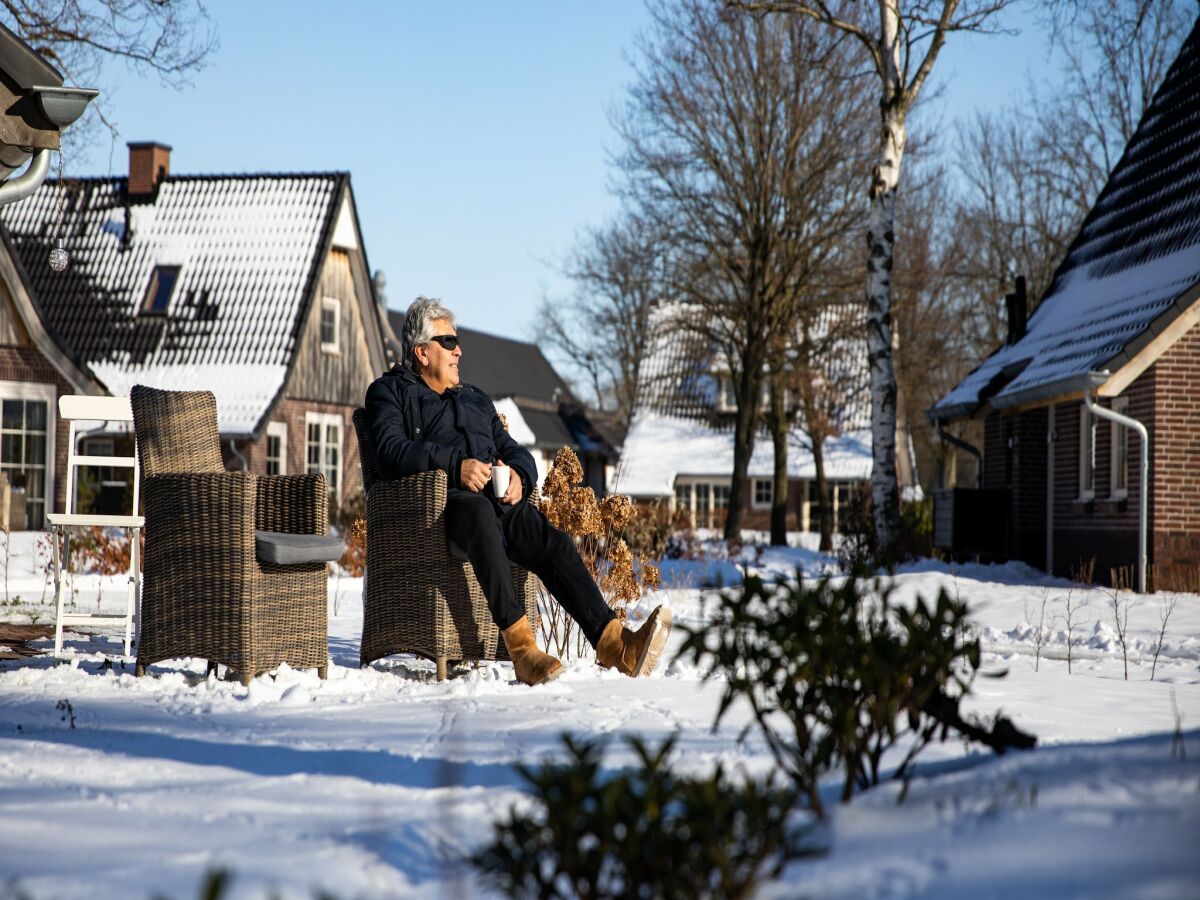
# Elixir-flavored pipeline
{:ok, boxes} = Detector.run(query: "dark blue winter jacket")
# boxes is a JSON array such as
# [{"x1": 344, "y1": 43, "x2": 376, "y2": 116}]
[{"x1": 364, "y1": 364, "x2": 538, "y2": 500}]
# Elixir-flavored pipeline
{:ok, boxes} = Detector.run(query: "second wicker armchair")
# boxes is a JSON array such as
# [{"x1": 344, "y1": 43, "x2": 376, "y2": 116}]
[{"x1": 131, "y1": 386, "x2": 337, "y2": 685}]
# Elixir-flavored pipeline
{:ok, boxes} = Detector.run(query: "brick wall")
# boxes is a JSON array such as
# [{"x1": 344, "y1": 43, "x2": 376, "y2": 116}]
[
  {"x1": 1047, "y1": 382, "x2": 1149, "y2": 585},
  {"x1": 1151, "y1": 319, "x2": 1200, "y2": 590},
  {"x1": 982, "y1": 409, "x2": 1048, "y2": 570}
]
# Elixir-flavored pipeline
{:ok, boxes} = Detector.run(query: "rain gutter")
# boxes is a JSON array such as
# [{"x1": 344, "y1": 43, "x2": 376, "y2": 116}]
[{"x1": 929, "y1": 418, "x2": 983, "y2": 488}]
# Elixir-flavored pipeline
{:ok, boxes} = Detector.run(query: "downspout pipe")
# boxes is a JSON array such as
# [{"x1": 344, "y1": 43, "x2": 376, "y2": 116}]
[
  {"x1": 933, "y1": 420, "x2": 983, "y2": 489},
  {"x1": 0, "y1": 149, "x2": 50, "y2": 206},
  {"x1": 227, "y1": 439, "x2": 249, "y2": 472},
  {"x1": 1084, "y1": 387, "x2": 1149, "y2": 593}
]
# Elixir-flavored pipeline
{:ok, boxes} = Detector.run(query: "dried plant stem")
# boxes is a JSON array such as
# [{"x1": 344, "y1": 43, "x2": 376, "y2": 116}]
[
  {"x1": 1026, "y1": 588, "x2": 1050, "y2": 672},
  {"x1": 1150, "y1": 592, "x2": 1178, "y2": 681},
  {"x1": 1061, "y1": 587, "x2": 1088, "y2": 675},
  {"x1": 1107, "y1": 565, "x2": 1134, "y2": 681}
]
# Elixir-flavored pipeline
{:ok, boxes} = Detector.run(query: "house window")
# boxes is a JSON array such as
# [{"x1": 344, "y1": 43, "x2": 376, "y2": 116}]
[
  {"x1": 1110, "y1": 397, "x2": 1128, "y2": 499},
  {"x1": 712, "y1": 483, "x2": 730, "y2": 511},
  {"x1": 0, "y1": 384, "x2": 55, "y2": 529},
  {"x1": 83, "y1": 438, "x2": 115, "y2": 457},
  {"x1": 266, "y1": 421, "x2": 288, "y2": 476},
  {"x1": 141, "y1": 265, "x2": 181, "y2": 315},
  {"x1": 674, "y1": 482, "x2": 691, "y2": 519},
  {"x1": 320, "y1": 297, "x2": 340, "y2": 353},
  {"x1": 305, "y1": 412, "x2": 342, "y2": 498},
  {"x1": 717, "y1": 375, "x2": 737, "y2": 412},
  {"x1": 1079, "y1": 405, "x2": 1096, "y2": 500},
  {"x1": 753, "y1": 477, "x2": 772, "y2": 508},
  {"x1": 695, "y1": 482, "x2": 711, "y2": 520},
  {"x1": 673, "y1": 478, "x2": 733, "y2": 528}
]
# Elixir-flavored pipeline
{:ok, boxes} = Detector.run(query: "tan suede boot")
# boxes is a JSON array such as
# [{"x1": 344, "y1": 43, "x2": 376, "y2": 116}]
[
  {"x1": 501, "y1": 616, "x2": 564, "y2": 686},
  {"x1": 595, "y1": 605, "x2": 673, "y2": 677}
]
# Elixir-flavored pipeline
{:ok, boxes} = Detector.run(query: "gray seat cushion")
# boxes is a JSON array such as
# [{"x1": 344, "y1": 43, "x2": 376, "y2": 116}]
[{"x1": 255, "y1": 530, "x2": 344, "y2": 565}]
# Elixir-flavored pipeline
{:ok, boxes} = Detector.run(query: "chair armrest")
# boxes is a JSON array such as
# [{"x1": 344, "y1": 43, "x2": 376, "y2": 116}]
[
  {"x1": 142, "y1": 471, "x2": 257, "y2": 556},
  {"x1": 367, "y1": 469, "x2": 447, "y2": 530},
  {"x1": 256, "y1": 474, "x2": 328, "y2": 534}
]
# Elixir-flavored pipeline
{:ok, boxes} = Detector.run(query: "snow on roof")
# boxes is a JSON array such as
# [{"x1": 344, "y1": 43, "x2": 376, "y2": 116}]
[
  {"x1": 0, "y1": 172, "x2": 345, "y2": 435},
  {"x1": 492, "y1": 397, "x2": 536, "y2": 447},
  {"x1": 92, "y1": 362, "x2": 288, "y2": 435},
  {"x1": 933, "y1": 20, "x2": 1200, "y2": 418},
  {"x1": 618, "y1": 411, "x2": 871, "y2": 497},
  {"x1": 637, "y1": 300, "x2": 870, "y2": 429}
]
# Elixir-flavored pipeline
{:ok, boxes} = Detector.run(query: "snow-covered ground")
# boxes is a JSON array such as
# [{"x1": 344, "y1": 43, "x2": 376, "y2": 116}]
[{"x1": 0, "y1": 531, "x2": 1197, "y2": 899}]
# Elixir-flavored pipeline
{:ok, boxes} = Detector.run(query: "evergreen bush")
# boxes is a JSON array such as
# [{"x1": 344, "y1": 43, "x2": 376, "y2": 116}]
[
  {"x1": 678, "y1": 574, "x2": 981, "y2": 817},
  {"x1": 472, "y1": 734, "x2": 812, "y2": 899}
]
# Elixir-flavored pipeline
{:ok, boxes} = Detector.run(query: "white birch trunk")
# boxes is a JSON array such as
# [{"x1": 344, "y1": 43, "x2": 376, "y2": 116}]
[{"x1": 867, "y1": 0, "x2": 905, "y2": 560}]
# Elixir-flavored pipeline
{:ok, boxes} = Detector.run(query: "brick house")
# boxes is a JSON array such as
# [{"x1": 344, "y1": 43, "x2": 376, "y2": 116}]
[
  {"x1": 0, "y1": 143, "x2": 390, "y2": 522},
  {"x1": 620, "y1": 301, "x2": 874, "y2": 532},
  {"x1": 929, "y1": 21, "x2": 1200, "y2": 591}
]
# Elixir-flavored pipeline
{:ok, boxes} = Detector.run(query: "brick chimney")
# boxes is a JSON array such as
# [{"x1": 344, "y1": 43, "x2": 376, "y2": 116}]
[{"x1": 128, "y1": 141, "x2": 171, "y2": 198}]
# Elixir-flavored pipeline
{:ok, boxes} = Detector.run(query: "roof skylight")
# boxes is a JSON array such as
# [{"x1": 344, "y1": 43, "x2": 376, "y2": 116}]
[{"x1": 141, "y1": 265, "x2": 180, "y2": 315}]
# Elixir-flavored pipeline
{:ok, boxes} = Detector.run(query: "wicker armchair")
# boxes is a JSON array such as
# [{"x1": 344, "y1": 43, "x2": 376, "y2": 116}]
[
  {"x1": 352, "y1": 408, "x2": 539, "y2": 681},
  {"x1": 131, "y1": 386, "x2": 331, "y2": 684}
]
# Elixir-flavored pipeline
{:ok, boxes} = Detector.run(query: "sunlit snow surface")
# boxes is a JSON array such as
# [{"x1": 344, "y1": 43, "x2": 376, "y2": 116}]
[{"x1": 0, "y1": 531, "x2": 1197, "y2": 899}]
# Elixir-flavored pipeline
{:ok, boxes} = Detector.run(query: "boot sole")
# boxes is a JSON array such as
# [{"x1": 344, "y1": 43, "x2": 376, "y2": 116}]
[
  {"x1": 525, "y1": 660, "x2": 565, "y2": 686},
  {"x1": 632, "y1": 607, "x2": 672, "y2": 677}
]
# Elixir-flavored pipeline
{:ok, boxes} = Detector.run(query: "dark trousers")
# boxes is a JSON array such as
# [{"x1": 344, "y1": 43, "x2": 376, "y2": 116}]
[{"x1": 444, "y1": 490, "x2": 615, "y2": 648}]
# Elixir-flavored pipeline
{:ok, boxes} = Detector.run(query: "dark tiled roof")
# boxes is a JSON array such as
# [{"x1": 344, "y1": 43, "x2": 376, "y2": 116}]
[
  {"x1": 934, "y1": 18, "x2": 1200, "y2": 417},
  {"x1": 1, "y1": 173, "x2": 344, "y2": 432},
  {"x1": 519, "y1": 406, "x2": 576, "y2": 449}
]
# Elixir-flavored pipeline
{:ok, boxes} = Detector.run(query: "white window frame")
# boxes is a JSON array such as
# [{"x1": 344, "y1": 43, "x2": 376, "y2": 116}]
[
  {"x1": 1078, "y1": 405, "x2": 1095, "y2": 501},
  {"x1": 266, "y1": 421, "x2": 288, "y2": 477},
  {"x1": 752, "y1": 477, "x2": 772, "y2": 509},
  {"x1": 0, "y1": 380, "x2": 56, "y2": 529},
  {"x1": 716, "y1": 375, "x2": 737, "y2": 413},
  {"x1": 305, "y1": 412, "x2": 343, "y2": 498},
  {"x1": 1109, "y1": 396, "x2": 1129, "y2": 500},
  {"x1": 673, "y1": 476, "x2": 732, "y2": 529},
  {"x1": 320, "y1": 296, "x2": 341, "y2": 354}
]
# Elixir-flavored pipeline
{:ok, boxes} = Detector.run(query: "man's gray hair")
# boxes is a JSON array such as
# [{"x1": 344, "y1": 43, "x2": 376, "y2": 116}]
[{"x1": 402, "y1": 296, "x2": 457, "y2": 370}]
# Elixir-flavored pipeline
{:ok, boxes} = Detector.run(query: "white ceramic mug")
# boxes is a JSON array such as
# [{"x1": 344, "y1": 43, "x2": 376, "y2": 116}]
[{"x1": 491, "y1": 463, "x2": 511, "y2": 497}]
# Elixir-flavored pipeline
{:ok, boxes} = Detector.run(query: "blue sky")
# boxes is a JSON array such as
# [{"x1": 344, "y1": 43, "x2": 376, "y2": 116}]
[{"x1": 72, "y1": 1, "x2": 1048, "y2": 343}]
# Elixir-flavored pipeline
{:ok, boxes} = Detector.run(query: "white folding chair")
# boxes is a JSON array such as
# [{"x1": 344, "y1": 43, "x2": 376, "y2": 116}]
[{"x1": 49, "y1": 395, "x2": 144, "y2": 658}]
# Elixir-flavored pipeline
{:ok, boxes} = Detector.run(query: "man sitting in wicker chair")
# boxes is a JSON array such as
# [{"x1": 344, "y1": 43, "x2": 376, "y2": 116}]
[{"x1": 365, "y1": 297, "x2": 671, "y2": 686}]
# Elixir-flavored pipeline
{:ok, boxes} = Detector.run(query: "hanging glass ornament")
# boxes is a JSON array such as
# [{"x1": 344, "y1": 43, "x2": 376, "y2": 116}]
[{"x1": 47, "y1": 151, "x2": 69, "y2": 272}]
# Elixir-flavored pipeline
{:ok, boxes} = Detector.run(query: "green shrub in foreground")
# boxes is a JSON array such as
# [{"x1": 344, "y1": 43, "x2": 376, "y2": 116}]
[
  {"x1": 472, "y1": 734, "x2": 814, "y2": 899},
  {"x1": 679, "y1": 574, "x2": 982, "y2": 817}
]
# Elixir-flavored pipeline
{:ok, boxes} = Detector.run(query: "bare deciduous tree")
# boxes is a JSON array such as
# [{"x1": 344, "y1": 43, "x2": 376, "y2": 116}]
[
  {"x1": 616, "y1": 0, "x2": 870, "y2": 539},
  {"x1": 539, "y1": 215, "x2": 666, "y2": 435},
  {"x1": 2, "y1": 0, "x2": 218, "y2": 146}
]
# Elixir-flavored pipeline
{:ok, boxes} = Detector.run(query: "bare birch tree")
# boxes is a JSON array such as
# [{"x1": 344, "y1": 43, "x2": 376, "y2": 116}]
[{"x1": 729, "y1": 0, "x2": 1020, "y2": 562}]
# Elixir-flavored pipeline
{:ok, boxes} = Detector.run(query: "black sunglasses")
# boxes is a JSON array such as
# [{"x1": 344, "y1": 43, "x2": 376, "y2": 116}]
[{"x1": 428, "y1": 334, "x2": 460, "y2": 351}]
